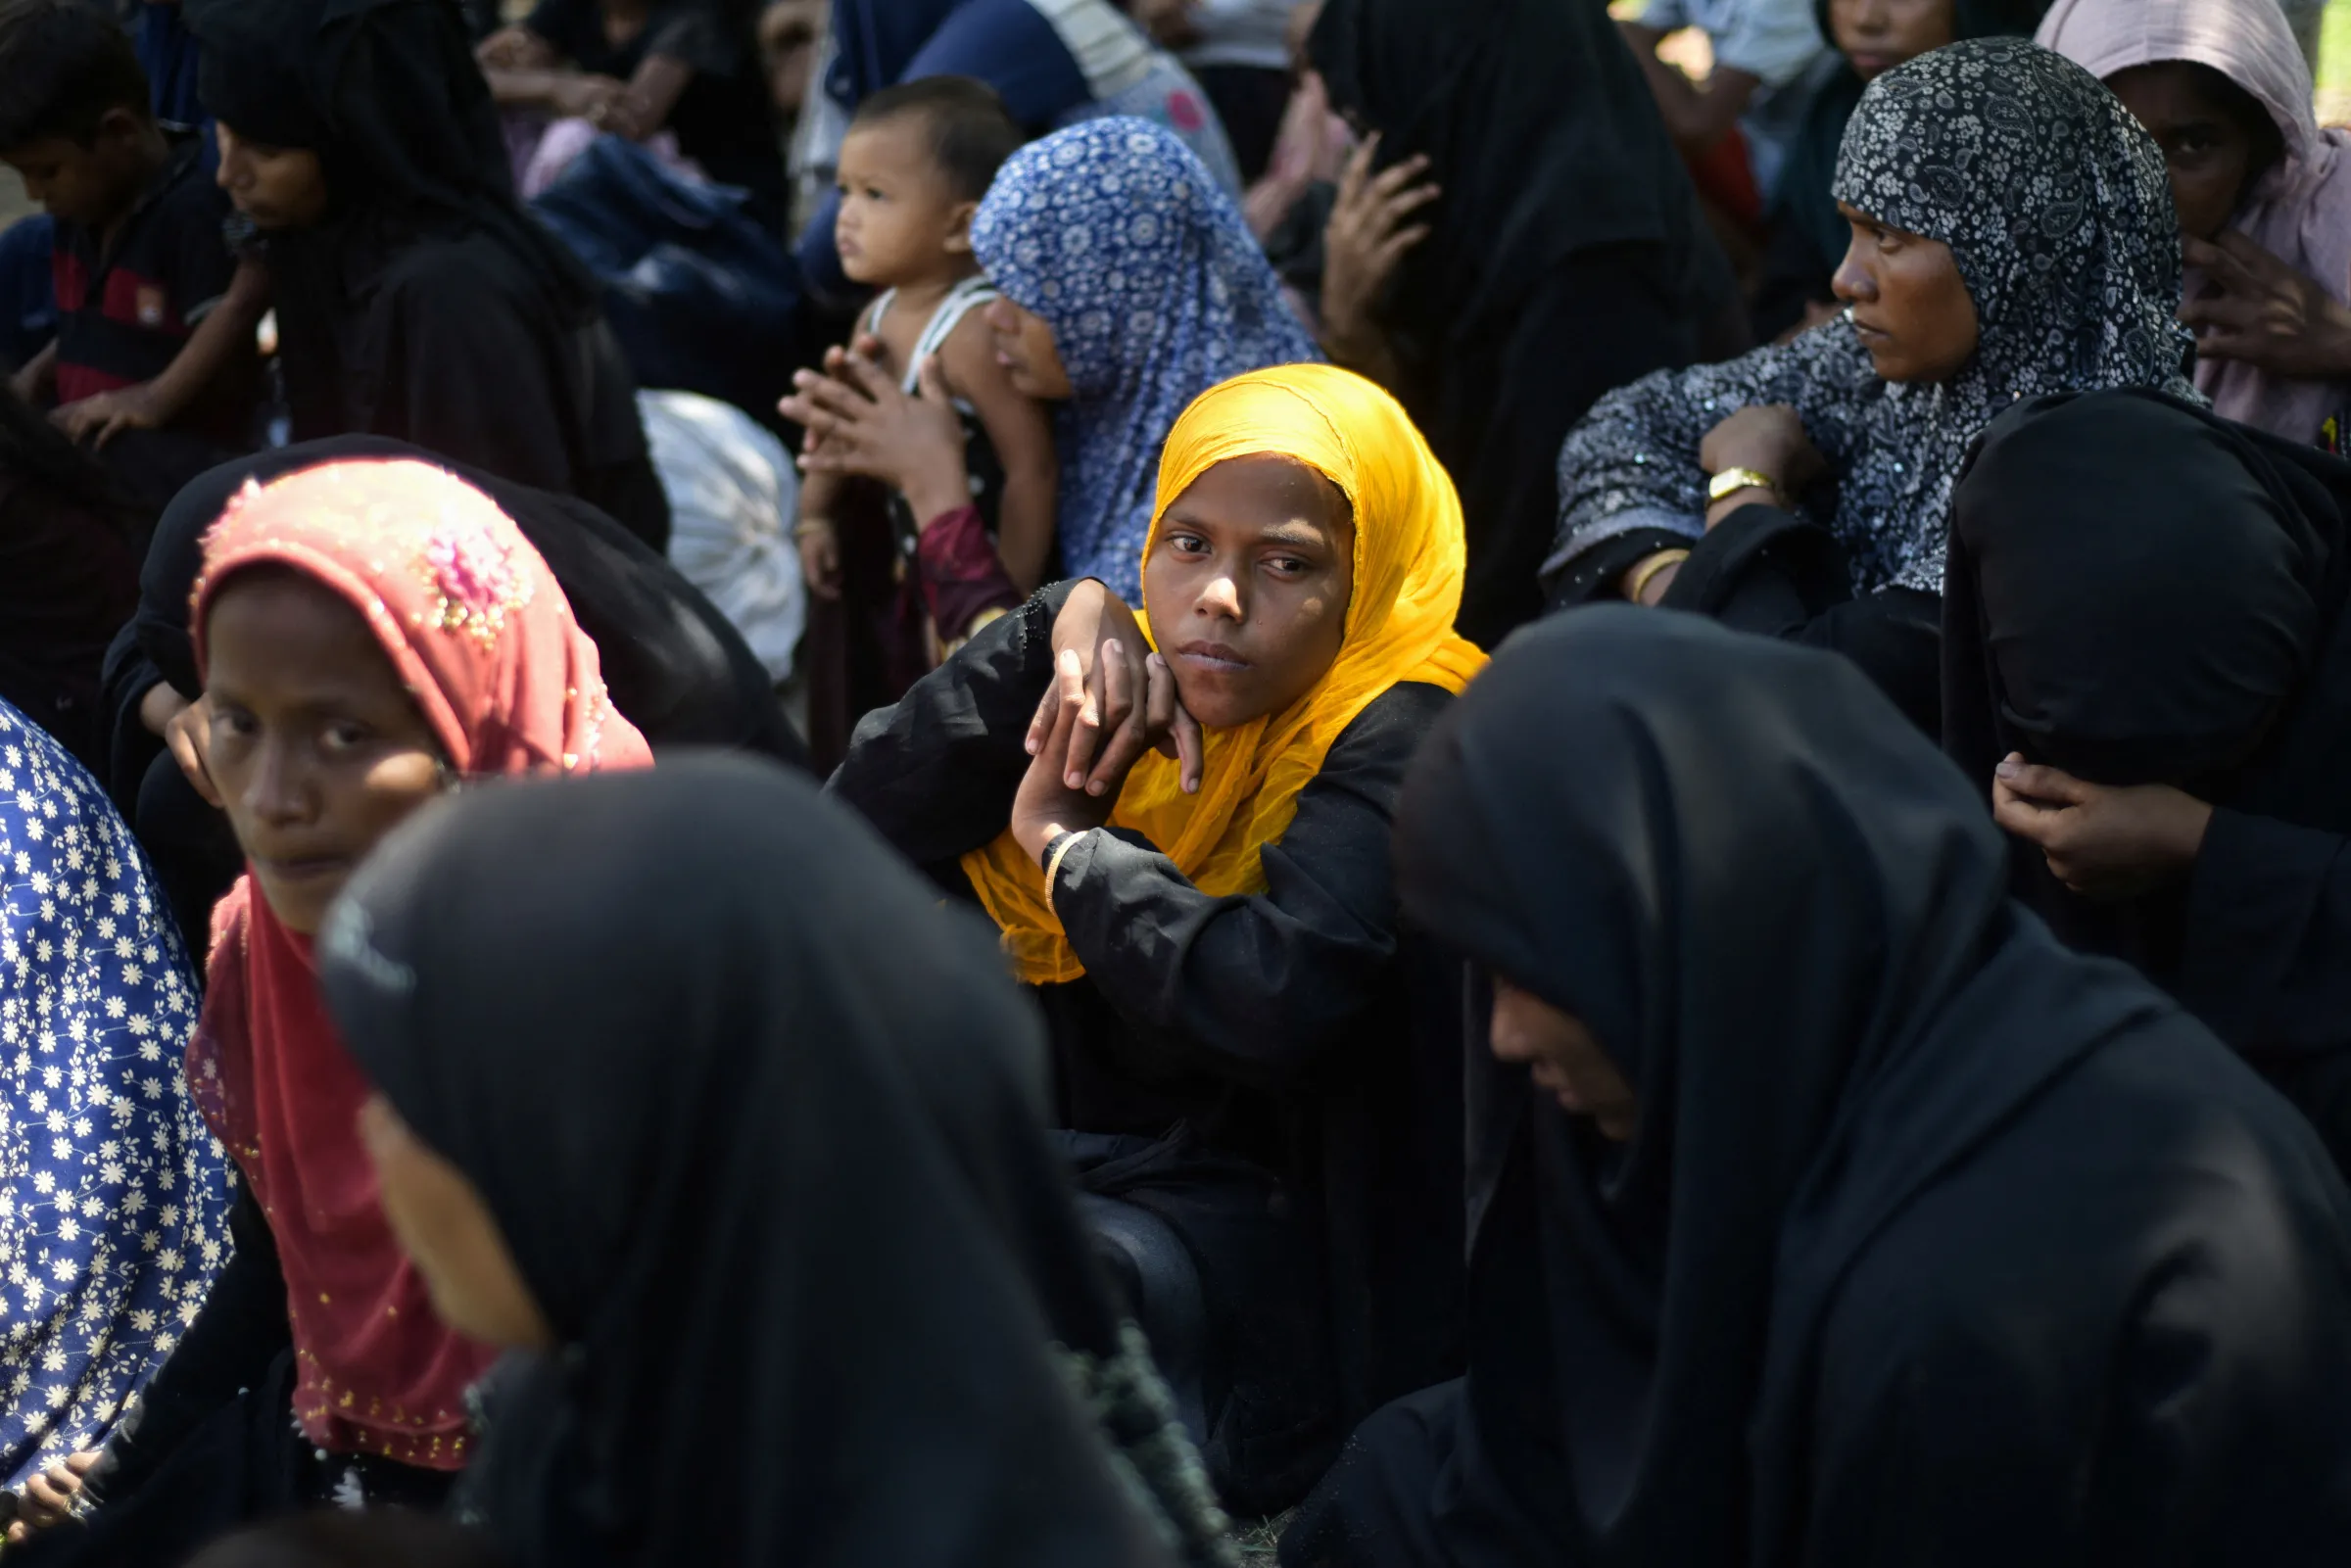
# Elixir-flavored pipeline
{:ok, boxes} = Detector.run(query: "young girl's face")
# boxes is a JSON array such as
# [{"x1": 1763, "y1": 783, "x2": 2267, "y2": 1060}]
[
  {"x1": 2105, "y1": 62, "x2": 2270, "y2": 242},
  {"x1": 203, "y1": 569, "x2": 446, "y2": 935},
  {"x1": 214, "y1": 121, "x2": 328, "y2": 230},
  {"x1": 1143, "y1": 454, "x2": 1354, "y2": 730},
  {"x1": 834, "y1": 115, "x2": 973, "y2": 288}
]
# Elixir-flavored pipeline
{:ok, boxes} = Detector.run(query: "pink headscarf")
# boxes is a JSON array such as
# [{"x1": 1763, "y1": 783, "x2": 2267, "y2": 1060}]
[
  {"x1": 187, "y1": 460, "x2": 652, "y2": 1468},
  {"x1": 2039, "y1": 0, "x2": 2351, "y2": 446}
]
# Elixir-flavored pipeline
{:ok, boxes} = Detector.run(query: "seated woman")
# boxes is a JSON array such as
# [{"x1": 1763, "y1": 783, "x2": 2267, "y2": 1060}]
[
  {"x1": 794, "y1": 0, "x2": 1241, "y2": 303},
  {"x1": 1284, "y1": 606, "x2": 2351, "y2": 1568},
  {"x1": 478, "y1": 0, "x2": 787, "y2": 222},
  {"x1": 9, "y1": 460, "x2": 653, "y2": 1563},
  {"x1": 782, "y1": 117, "x2": 1317, "y2": 759},
  {"x1": 1756, "y1": 0, "x2": 2050, "y2": 341},
  {"x1": 99, "y1": 435, "x2": 803, "y2": 951},
  {"x1": 1943, "y1": 388, "x2": 2351, "y2": 1176},
  {"x1": 316, "y1": 757, "x2": 1232, "y2": 1568},
  {"x1": 1306, "y1": 0, "x2": 1747, "y2": 646},
  {"x1": 829, "y1": 364, "x2": 1485, "y2": 1511},
  {"x1": 0, "y1": 697, "x2": 229, "y2": 1517},
  {"x1": 1544, "y1": 40, "x2": 2195, "y2": 735},
  {"x1": 179, "y1": 0, "x2": 670, "y2": 550},
  {"x1": 2039, "y1": 0, "x2": 2351, "y2": 452}
]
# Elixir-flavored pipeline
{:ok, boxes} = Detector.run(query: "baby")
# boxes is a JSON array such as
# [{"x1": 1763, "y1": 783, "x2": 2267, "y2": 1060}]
[{"x1": 795, "y1": 77, "x2": 1055, "y2": 637}]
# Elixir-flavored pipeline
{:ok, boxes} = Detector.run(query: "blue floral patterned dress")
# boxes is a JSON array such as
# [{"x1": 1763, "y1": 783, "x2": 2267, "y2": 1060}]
[{"x1": 0, "y1": 700, "x2": 233, "y2": 1487}]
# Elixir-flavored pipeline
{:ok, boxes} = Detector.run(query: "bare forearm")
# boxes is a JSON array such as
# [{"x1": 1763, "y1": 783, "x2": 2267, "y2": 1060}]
[
  {"x1": 146, "y1": 258, "x2": 267, "y2": 418},
  {"x1": 10, "y1": 340, "x2": 57, "y2": 404},
  {"x1": 483, "y1": 66, "x2": 575, "y2": 111},
  {"x1": 1321, "y1": 318, "x2": 1406, "y2": 395},
  {"x1": 994, "y1": 471, "x2": 1055, "y2": 595},
  {"x1": 1617, "y1": 24, "x2": 1752, "y2": 147}
]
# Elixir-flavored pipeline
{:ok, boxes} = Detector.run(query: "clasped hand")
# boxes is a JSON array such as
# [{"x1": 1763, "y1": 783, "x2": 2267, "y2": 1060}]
[
  {"x1": 1991, "y1": 754, "x2": 2213, "y2": 901},
  {"x1": 1009, "y1": 583, "x2": 1204, "y2": 865}
]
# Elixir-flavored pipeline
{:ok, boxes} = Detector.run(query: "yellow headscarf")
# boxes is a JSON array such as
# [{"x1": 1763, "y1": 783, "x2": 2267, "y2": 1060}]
[{"x1": 962, "y1": 363, "x2": 1488, "y2": 984}]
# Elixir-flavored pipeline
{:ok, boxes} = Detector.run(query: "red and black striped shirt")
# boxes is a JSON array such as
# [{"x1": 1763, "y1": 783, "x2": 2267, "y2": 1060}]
[{"x1": 50, "y1": 130, "x2": 241, "y2": 429}]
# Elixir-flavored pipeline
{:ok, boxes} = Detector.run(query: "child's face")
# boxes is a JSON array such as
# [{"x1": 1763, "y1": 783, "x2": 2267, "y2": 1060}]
[
  {"x1": 833, "y1": 117, "x2": 972, "y2": 288},
  {"x1": 215, "y1": 121, "x2": 330, "y2": 230},
  {"x1": 202, "y1": 569, "x2": 448, "y2": 936},
  {"x1": 983, "y1": 297, "x2": 1073, "y2": 401},
  {"x1": 0, "y1": 110, "x2": 150, "y2": 229}
]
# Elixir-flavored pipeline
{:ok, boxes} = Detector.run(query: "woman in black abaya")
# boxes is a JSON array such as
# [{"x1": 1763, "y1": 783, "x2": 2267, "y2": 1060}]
[
  {"x1": 317, "y1": 757, "x2": 1229, "y2": 1568},
  {"x1": 1943, "y1": 387, "x2": 2351, "y2": 1174},
  {"x1": 1284, "y1": 608, "x2": 2351, "y2": 1568},
  {"x1": 182, "y1": 0, "x2": 668, "y2": 549},
  {"x1": 1306, "y1": 0, "x2": 1745, "y2": 646}
]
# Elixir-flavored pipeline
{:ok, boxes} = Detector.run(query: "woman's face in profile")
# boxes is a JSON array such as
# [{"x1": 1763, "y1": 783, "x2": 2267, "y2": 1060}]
[
  {"x1": 1832, "y1": 203, "x2": 1980, "y2": 383},
  {"x1": 1489, "y1": 977, "x2": 1638, "y2": 1142},
  {"x1": 214, "y1": 121, "x2": 329, "y2": 230},
  {"x1": 359, "y1": 1094, "x2": 554, "y2": 1350}
]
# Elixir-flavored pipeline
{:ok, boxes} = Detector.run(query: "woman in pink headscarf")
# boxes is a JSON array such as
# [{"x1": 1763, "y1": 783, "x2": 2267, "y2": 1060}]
[
  {"x1": 2040, "y1": 0, "x2": 2351, "y2": 451},
  {"x1": 9, "y1": 459, "x2": 652, "y2": 1562}
]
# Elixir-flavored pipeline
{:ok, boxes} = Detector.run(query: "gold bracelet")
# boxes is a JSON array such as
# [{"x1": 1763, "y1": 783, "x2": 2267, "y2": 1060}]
[
  {"x1": 1624, "y1": 548, "x2": 1691, "y2": 604},
  {"x1": 792, "y1": 518, "x2": 835, "y2": 540},
  {"x1": 1043, "y1": 829, "x2": 1085, "y2": 893},
  {"x1": 1707, "y1": 466, "x2": 1782, "y2": 506}
]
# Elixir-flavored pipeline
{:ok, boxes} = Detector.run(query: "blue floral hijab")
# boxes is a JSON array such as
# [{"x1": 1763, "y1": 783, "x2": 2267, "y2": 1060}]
[
  {"x1": 971, "y1": 118, "x2": 1319, "y2": 603},
  {"x1": 0, "y1": 700, "x2": 232, "y2": 1486}
]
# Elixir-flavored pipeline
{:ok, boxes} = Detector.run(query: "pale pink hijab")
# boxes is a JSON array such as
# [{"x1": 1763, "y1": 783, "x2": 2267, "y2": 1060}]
[{"x1": 2039, "y1": 0, "x2": 2351, "y2": 446}]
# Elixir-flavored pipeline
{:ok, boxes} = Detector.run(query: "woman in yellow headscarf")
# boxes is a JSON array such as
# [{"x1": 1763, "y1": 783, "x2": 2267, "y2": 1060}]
[{"x1": 831, "y1": 362, "x2": 1484, "y2": 1516}]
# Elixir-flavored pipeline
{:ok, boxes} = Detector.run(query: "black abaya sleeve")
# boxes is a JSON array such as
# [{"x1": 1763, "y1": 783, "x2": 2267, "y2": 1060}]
[
  {"x1": 1048, "y1": 683, "x2": 1450, "y2": 1087},
  {"x1": 827, "y1": 583, "x2": 1073, "y2": 864},
  {"x1": 2177, "y1": 809, "x2": 2351, "y2": 1062},
  {"x1": 1656, "y1": 503, "x2": 1943, "y2": 735},
  {"x1": 95, "y1": 1192, "x2": 291, "y2": 1503}
]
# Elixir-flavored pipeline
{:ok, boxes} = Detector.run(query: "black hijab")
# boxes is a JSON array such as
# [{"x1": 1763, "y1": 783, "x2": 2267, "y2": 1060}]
[
  {"x1": 1942, "y1": 389, "x2": 2351, "y2": 1143},
  {"x1": 1943, "y1": 388, "x2": 2349, "y2": 796},
  {"x1": 1307, "y1": 0, "x2": 1743, "y2": 644},
  {"x1": 316, "y1": 758, "x2": 1210, "y2": 1568},
  {"x1": 1307, "y1": 0, "x2": 1719, "y2": 357},
  {"x1": 186, "y1": 0, "x2": 595, "y2": 324},
  {"x1": 1391, "y1": 608, "x2": 2351, "y2": 1565}
]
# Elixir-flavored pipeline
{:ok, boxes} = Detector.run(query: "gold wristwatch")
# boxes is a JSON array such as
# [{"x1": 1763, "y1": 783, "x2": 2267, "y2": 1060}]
[{"x1": 1707, "y1": 467, "x2": 1781, "y2": 505}]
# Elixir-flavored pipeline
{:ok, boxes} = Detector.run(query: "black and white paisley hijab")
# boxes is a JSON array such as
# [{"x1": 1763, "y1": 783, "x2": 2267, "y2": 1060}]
[{"x1": 1552, "y1": 39, "x2": 2201, "y2": 596}]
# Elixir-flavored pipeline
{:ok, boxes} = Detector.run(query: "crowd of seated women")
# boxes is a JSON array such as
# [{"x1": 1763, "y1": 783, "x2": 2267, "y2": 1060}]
[{"x1": 0, "y1": 0, "x2": 2348, "y2": 1562}]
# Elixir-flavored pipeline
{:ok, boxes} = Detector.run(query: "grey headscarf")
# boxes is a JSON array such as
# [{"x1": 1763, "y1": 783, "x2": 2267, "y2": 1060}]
[{"x1": 1551, "y1": 39, "x2": 2199, "y2": 596}]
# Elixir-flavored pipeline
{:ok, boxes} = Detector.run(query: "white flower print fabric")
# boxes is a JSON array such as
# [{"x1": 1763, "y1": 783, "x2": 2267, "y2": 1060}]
[
  {"x1": 971, "y1": 118, "x2": 1320, "y2": 605},
  {"x1": 1550, "y1": 39, "x2": 2201, "y2": 597},
  {"x1": 0, "y1": 702, "x2": 231, "y2": 1486}
]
